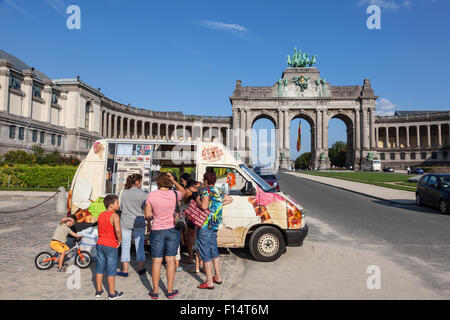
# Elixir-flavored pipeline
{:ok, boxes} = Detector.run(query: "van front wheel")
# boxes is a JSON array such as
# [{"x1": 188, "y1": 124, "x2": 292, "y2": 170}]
[{"x1": 249, "y1": 226, "x2": 285, "y2": 262}]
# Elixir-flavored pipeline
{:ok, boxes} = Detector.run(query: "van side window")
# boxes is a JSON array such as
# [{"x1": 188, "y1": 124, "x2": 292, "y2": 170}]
[{"x1": 206, "y1": 167, "x2": 248, "y2": 195}]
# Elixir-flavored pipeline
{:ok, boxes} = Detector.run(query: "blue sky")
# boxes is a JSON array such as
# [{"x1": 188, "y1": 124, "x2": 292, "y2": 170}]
[{"x1": 1, "y1": 0, "x2": 449, "y2": 164}]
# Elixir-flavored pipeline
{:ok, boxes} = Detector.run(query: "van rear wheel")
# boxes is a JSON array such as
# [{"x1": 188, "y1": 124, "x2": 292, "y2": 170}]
[{"x1": 249, "y1": 226, "x2": 285, "y2": 262}]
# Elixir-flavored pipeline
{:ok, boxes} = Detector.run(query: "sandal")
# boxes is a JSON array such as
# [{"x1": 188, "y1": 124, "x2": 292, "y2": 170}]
[
  {"x1": 213, "y1": 277, "x2": 223, "y2": 285},
  {"x1": 167, "y1": 290, "x2": 179, "y2": 299},
  {"x1": 198, "y1": 282, "x2": 214, "y2": 290},
  {"x1": 149, "y1": 292, "x2": 159, "y2": 300}
]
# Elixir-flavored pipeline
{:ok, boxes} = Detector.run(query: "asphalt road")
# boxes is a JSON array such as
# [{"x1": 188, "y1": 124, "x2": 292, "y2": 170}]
[{"x1": 277, "y1": 172, "x2": 450, "y2": 297}]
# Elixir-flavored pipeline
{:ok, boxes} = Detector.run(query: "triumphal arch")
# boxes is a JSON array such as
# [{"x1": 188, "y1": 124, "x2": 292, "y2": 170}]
[{"x1": 230, "y1": 48, "x2": 378, "y2": 170}]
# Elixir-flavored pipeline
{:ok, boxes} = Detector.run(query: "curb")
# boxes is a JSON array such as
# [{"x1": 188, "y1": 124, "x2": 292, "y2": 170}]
[{"x1": 281, "y1": 172, "x2": 417, "y2": 206}]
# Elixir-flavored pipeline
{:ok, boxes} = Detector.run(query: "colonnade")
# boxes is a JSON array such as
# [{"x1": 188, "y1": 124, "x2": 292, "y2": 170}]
[
  {"x1": 376, "y1": 123, "x2": 450, "y2": 149},
  {"x1": 100, "y1": 111, "x2": 230, "y2": 146}
]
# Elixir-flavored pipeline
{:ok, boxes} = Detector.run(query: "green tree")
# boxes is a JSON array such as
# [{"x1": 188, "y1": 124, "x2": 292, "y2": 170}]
[
  {"x1": 295, "y1": 152, "x2": 311, "y2": 170},
  {"x1": 31, "y1": 144, "x2": 44, "y2": 161},
  {"x1": 329, "y1": 141, "x2": 347, "y2": 167}
]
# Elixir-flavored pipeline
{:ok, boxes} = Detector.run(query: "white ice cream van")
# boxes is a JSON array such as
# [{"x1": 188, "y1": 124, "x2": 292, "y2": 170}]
[{"x1": 68, "y1": 139, "x2": 308, "y2": 262}]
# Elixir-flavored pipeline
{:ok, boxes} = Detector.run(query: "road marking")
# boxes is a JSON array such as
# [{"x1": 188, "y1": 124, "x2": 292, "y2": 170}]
[{"x1": 0, "y1": 226, "x2": 22, "y2": 235}]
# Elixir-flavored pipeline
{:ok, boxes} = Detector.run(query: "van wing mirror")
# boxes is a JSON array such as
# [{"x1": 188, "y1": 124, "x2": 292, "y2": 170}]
[{"x1": 242, "y1": 181, "x2": 256, "y2": 196}]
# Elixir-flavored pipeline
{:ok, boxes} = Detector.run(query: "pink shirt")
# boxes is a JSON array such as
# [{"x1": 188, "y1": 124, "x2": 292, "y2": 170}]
[{"x1": 146, "y1": 190, "x2": 182, "y2": 231}]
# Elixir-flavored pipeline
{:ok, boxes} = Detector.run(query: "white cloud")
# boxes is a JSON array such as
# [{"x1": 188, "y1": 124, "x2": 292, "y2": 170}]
[
  {"x1": 375, "y1": 98, "x2": 397, "y2": 116},
  {"x1": 359, "y1": 0, "x2": 411, "y2": 11},
  {"x1": 196, "y1": 20, "x2": 248, "y2": 34}
]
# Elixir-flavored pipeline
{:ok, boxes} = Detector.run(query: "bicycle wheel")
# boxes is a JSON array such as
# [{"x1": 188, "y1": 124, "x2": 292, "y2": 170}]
[
  {"x1": 34, "y1": 252, "x2": 55, "y2": 270},
  {"x1": 75, "y1": 251, "x2": 92, "y2": 269}
]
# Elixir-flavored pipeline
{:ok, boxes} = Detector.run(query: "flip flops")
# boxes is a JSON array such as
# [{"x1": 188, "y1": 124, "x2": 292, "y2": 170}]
[
  {"x1": 198, "y1": 282, "x2": 215, "y2": 290},
  {"x1": 213, "y1": 277, "x2": 223, "y2": 285}
]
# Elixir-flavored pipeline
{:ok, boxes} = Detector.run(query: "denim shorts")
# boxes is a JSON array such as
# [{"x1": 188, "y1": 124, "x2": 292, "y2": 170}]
[
  {"x1": 121, "y1": 227, "x2": 146, "y2": 263},
  {"x1": 95, "y1": 244, "x2": 118, "y2": 277},
  {"x1": 196, "y1": 227, "x2": 219, "y2": 262},
  {"x1": 150, "y1": 228, "x2": 180, "y2": 259}
]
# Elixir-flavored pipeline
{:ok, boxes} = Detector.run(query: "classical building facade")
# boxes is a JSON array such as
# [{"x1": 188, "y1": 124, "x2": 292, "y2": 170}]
[
  {"x1": 0, "y1": 50, "x2": 231, "y2": 158},
  {"x1": 230, "y1": 66, "x2": 450, "y2": 170},
  {"x1": 1, "y1": 50, "x2": 448, "y2": 169}
]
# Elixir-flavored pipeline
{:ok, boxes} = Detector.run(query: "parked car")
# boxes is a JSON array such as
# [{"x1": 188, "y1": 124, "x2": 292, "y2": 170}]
[
  {"x1": 258, "y1": 173, "x2": 280, "y2": 192},
  {"x1": 416, "y1": 174, "x2": 450, "y2": 214},
  {"x1": 383, "y1": 167, "x2": 394, "y2": 173},
  {"x1": 412, "y1": 168, "x2": 425, "y2": 174}
]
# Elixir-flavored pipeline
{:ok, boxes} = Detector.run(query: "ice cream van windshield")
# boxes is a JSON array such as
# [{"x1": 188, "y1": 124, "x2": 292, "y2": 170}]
[{"x1": 240, "y1": 164, "x2": 275, "y2": 192}]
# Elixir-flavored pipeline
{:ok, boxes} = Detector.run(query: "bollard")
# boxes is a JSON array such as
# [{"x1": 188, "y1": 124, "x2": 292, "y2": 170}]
[{"x1": 56, "y1": 186, "x2": 67, "y2": 214}]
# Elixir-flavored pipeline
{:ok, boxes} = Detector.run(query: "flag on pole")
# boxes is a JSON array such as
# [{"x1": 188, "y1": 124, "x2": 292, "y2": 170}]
[{"x1": 296, "y1": 121, "x2": 301, "y2": 152}]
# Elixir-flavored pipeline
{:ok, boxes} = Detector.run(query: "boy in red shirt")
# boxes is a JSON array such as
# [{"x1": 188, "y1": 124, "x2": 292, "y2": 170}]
[{"x1": 95, "y1": 194, "x2": 123, "y2": 300}]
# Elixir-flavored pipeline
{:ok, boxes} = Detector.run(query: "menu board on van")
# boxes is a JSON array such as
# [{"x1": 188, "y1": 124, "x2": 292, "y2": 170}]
[{"x1": 117, "y1": 144, "x2": 133, "y2": 156}]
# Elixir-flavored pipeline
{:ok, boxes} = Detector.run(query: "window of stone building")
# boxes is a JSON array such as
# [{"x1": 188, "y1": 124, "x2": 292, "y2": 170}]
[
  {"x1": 380, "y1": 153, "x2": 385, "y2": 160},
  {"x1": 57, "y1": 135, "x2": 62, "y2": 147},
  {"x1": 18, "y1": 127, "x2": 24, "y2": 141},
  {"x1": 32, "y1": 130, "x2": 38, "y2": 142},
  {"x1": 443, "y1": 151, "x2": 448, "y2": 159},
  {"x1": 390, "y1": 153, "x2": 395, "y2": 160},
  {"x1": 400, "y1": 153, "x2": 405, "y2": 160},
  {"x1": 421, "y1": 152, "x2": 426, "y2": 160},
  {"x1": 51, "y1": 92, "x2": 59, "y2": 104},
  {"x1": 32, "y1": 86, "x2": 42, "y2": 98},
  {"x1": 410, "y1": 152, "x2": 416, "y2": 160},
  {"x1": 431, "y1": 152, "x2": 437, "y2": 160},
  {"x1": 9, "y1": 126, "x2": 16, "y2": 139},
  {"x1": 9, "y1": 76, "x2": 21, "y2": 90},
  {"x1": 51, "y1": 134, "x2": 56, "y2": 145},
  {"x1": 40, "y1": 131, "x2": 45, "y2": 144}
]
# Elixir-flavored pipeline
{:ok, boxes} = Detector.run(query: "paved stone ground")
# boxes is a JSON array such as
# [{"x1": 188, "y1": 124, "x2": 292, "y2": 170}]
[{"x1": 0, "y1": 200, "x2": 245, "y2": 300}]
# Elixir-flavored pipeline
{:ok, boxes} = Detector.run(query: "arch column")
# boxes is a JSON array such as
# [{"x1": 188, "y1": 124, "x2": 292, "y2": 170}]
[
  {"x1": 427, "y1": 125, "x2": 431, "y2": 147},
  {"x1": 141, "y1": 120, "x2": 145, "y2": 139},
  {"x1": 396, "y1": 126, "x2": 399, "y2": 148},
  {"x1": 416, "y1": 125, "x2": 421, "y2": 147},
  {"x1": 385, "y1": 127, "x2": 389, "y2": 148},
  {"x1": 240, "y1": 109, "x2": 246, "y2": 152},
  {"x1": 370, "y1": 108, "x2": 375, "y2": 149},
  {"x1": 315, "y1": 109, "x2": 322, "y2": 151},
  {"x1": 102, "y1": 112, "x2": 107, "y2": 137},
  {"x1": 354, "y1": 109, "x2": 360, "y2": 151},
  {"x1": 406, "y1": 126, "x2": 410, "y2": 148},
  {"x1": 362, "y1": 108, "x2": 369, "y2": 150},
  {"x1": 107, "y1": 113, "x2": 112, "y2": 138},
  {"x1": 322, "y1": 109, "x2": 328, "y2": 151},
  {"x1": 438, "y1": 124, "x2": 442, "y2": 147}
]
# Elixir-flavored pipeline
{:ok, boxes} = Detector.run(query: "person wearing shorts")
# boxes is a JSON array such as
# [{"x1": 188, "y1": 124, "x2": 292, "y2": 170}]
[
  {"x1": 95, "y1": 194, "x2": 123, "y2": 300},
  {"x1": 50, "y1": 215, "x2": 82, "y2": 272},
  {"x1": 145, "y1": 172, "x2": 185, "y2": 299},
  {"x1": 196, "y1": 170, "x2": 233, "y2": 290}
]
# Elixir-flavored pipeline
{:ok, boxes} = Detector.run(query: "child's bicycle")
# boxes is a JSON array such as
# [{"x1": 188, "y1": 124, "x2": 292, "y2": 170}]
[{"x1": 34, "y1": 238, "x2": 92, "y2": 270}]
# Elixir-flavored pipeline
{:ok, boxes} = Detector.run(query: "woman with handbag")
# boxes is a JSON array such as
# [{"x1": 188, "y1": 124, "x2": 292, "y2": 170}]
[
  {"x1": 144, "y1": 172, "x2": 185, "y2": 299},
  {"x1": 196, "y1": 170, "x2": 233, "y2": 290},
  {"x1": 181, "y1": 178, "x2": 202, "y2": 264}
]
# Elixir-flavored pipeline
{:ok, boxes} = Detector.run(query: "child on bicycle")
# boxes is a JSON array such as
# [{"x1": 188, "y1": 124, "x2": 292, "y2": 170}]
[{"x1": 51, "y1": 214, "x2": 83, "y2": 272}]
